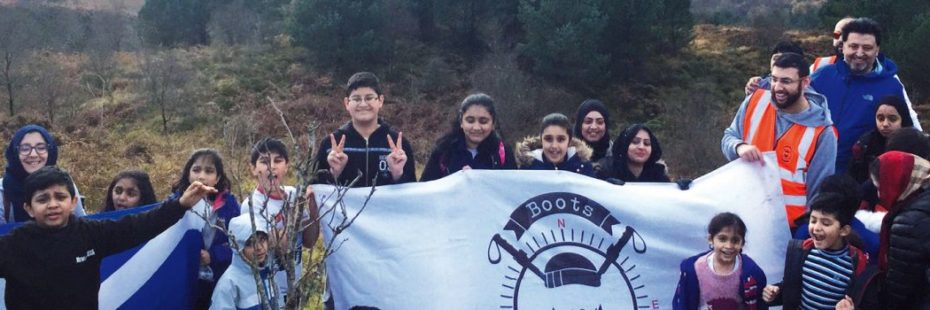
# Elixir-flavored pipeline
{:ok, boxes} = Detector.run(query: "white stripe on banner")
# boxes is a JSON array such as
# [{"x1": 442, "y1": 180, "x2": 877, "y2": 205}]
[
  {"x1": 98, "y1": 212, "x2": 201, "y2": 310},
  {"x1": 316, "y1": 153, "x2": 790, "y2": 309}
]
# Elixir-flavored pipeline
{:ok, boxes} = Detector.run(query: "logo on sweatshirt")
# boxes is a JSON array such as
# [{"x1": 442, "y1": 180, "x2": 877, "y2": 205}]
[
  {"x1": 487, "y1": 192, "x2": 649, "y2": 309},
  {"x1": 75, "y1": 249, "x2": 96, "y2": 263}
]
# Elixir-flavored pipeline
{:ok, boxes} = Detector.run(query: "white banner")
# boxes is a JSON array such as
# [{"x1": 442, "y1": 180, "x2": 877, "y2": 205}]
[{"x1": 316, "y1": 153, "x2": 789, "y2": 310}]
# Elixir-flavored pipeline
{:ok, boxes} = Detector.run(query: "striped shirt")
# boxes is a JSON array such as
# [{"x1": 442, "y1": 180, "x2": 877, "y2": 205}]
[{"x1": 800, "y1": 246, "x2": 853, "y2": 310}]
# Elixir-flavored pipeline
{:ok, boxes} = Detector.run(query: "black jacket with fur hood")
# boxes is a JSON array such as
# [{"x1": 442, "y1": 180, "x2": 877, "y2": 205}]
[{"x1": 515, "y1": 136, "x2": 594, "y2": 177}]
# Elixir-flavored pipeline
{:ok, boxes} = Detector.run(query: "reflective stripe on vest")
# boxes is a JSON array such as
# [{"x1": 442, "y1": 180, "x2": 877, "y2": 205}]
[
  {"x1": 742, "y1": 89, "x2": 826, "y2": 227},
  {"x1": 810, "y1": 55, "x2": 837, "y2": 73}
]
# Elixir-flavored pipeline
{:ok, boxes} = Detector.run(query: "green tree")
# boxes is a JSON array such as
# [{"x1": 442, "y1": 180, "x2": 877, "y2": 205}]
[
  {"x1": 518, "y1": 0, "x2": 610, "y2": 89},
  {"x1": 138, "y1": 0, "x2": 210, "y2": 47},
  {"x1": 287, "y1": 0, "x2": 391, "y2": 75},
  {"x1": 601, "y1": 0, "x2": 661, "y2": 79},
  {"x1": 655, "y1": 0, "x2": 694, "y2": 54}
]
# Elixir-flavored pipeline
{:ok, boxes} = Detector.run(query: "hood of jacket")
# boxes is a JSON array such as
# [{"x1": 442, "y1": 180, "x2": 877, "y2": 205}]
[
  {"x1": 515, "y1": 135, "x2": 592, "y2": 167},
  {"x1": 835, "y1": 53, "x2": 899, "y2": 80}
]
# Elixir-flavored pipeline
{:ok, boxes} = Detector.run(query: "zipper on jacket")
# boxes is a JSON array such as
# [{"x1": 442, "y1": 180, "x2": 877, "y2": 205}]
[{"x1": 365, "y1": 138, "x2": 370, "y2": 187}]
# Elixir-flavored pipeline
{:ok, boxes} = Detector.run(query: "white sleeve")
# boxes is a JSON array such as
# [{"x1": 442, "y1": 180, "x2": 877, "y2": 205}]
[
  {"x1": 895, "y1": 74, "x2": 923, "y2": 131},
  {"x1": 209, "y1": 278, "x2": 238, "y2": 310},
  {"x1": 72, "y1": 183, "x2": 86, "y2": 217},
  {"x1": 855, "y1": 209, "x2": 887, "y2": 233}
]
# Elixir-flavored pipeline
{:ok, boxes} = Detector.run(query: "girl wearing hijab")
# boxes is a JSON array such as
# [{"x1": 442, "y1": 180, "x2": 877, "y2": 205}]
[
  {"x1": 869, "y1": 151, "x2": 930, "y2": 308},
  {"x1": 598, "y1": 123, "x2": 670, "y2": 182},
  {"x1": 848, "y1": 96, "x2": 914, "y2": 183},
  {"x1": 1, "y1": 124, "x2": 86, "y2": 223}
]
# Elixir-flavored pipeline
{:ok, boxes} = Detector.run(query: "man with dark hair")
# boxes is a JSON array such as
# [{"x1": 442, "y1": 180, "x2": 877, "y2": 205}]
[
  {"x1": 811, "y1": 17, "x2": 922, "y2": 175},
  {"x1": 809, "y1": 16, "x2": 857, "y2": 73},
  {"x1": 723, "y1": 52, "x2": 838, "y2": 230}
]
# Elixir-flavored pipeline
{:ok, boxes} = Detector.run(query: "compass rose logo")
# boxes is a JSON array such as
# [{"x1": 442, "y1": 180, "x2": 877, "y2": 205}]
[{"x1": 487, "y1": 192, "x2": 648, "y2": 309}]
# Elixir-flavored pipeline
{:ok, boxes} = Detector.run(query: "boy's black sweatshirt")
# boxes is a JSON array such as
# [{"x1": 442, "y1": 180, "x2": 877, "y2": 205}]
[
  {"x1": 0, "y1": 199, "x2": 187, "y2": 309},
  {"x1": 314, "y1": 120, "x2": 417, "y2": 187}
]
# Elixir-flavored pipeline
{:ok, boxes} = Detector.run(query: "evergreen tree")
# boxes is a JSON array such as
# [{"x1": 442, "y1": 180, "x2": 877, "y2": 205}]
[
  {"x1": 138, "y1": 0, "x2": 210, "y2": 47},
  {"x1": 656, "y1": 0, "x2": 694, "y2": 54},
  {"x1": 518, "y1": 0, "x2": 610, "y2": 88},
  {"x1": 287, "y1": 0, "x2": 390, "y2": 75},
  {"x1": 601, "y1": 0, "x2": 662, "y2": 79}
]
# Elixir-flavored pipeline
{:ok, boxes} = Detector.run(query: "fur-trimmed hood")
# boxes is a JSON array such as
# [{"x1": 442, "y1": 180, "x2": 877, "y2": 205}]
[{"x1": 515, "y1": 135, "x2": 593, "y2": 167}]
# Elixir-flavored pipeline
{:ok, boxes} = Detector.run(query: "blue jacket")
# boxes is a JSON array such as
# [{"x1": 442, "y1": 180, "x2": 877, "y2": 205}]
[
  {"x1": 170, "y1": 190, "x2": 240, "y2": 305},
  {"x1": 810, "y1": 55, "x2": 918, "y2": 174},
  {"x1": 673, "y1": 251, "x2": 768, "y2": 310},
  {"x1": 515, "y1": 136, "x2": 595, "y2": 177}
]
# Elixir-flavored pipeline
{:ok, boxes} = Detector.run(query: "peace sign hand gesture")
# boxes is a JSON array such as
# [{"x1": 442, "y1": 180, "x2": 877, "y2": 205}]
[
  {"x1": 386, "y1": 132, "x2": 407, "y2": 181},
  {"x1": 327, "y1": 134, "x2": 348, "y2": 179}
]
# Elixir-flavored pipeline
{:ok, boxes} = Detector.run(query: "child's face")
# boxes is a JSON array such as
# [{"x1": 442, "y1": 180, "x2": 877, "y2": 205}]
[
  {"x1": 112, "y1": 178, "x2": 141, "y2": 210},
  {"x1": 189, "y1": 156, "x2": 219, "y2": 188},
  {"x1": 251, "y1": 152, "x2": 288, "y2": 193},
  {"x1": 18, "y1": 132, "x2": 49, "y2": 174},
  {"x1": 460, "y1": 105, "x2": 494, "y2": 149},
  {"x1": 343, "y1": 87, "x2": 383, "y2": 124},
  {"x1": 709, "y1": 226, "x2": 744, "y2": 267},
  {"x1": 541, "y1": 125, "x2": 569, "y2": 164},
  {"x1": 808, "y1": 210, "x2": 851, "y2": 250},
  {"x1": 25, "y1": 184, "x2": 76, "y2": 228},
  {"x1": 242, "y1": 236, "x2": 268, "y2": 265}
]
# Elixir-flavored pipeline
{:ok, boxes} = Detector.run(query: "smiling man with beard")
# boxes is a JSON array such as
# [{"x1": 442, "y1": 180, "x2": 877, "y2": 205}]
[
  {"x1": 722, "y1": 52, "x2": 837, "y2": 231},
  {"x1": 810, "y1": 17, "x2": 921, "y2": 176}
]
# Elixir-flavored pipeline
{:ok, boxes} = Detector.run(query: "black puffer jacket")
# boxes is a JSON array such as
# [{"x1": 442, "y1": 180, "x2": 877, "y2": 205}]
[{"x1": 885, "y1": 190, "x2": 930, "y2": 309}]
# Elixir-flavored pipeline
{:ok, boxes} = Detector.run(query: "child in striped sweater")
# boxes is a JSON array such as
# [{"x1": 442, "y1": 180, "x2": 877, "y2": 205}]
[{"x1": 762, "y1": 176, "x2": 880, "y2": 309}]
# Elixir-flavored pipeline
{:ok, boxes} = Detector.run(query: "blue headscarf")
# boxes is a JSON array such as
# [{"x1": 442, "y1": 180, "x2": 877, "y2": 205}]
[{"x1": 3, "y1": 124, "x2": 58, "y2": 222}]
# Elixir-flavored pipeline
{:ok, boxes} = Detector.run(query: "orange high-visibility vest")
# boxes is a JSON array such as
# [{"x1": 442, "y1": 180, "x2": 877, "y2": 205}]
[
  {"x1": 742, "y1": 89, "x2": 827, "y2": 229},
  {"x1": 809, "y1": 55, "x2": 837, "y2": 73}
]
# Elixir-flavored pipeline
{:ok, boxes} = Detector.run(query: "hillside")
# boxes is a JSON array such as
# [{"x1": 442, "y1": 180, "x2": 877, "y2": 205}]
[{"x1": 0, "y1": 23, "x2": 850, "y2": 212}]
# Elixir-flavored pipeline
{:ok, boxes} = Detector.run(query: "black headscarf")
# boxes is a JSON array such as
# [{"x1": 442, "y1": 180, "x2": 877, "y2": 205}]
[
  {"x1": 609, "y1": 123, "x2": 669, "y2": 182},
  {"x1": 573, "y1": 99, "x2": 611, "y2": 161}
]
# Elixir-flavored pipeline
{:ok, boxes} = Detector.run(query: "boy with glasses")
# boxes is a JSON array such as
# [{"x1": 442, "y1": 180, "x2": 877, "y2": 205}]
[{"x1": 313, "y1": 71, "x2": 416, "y2": 187}]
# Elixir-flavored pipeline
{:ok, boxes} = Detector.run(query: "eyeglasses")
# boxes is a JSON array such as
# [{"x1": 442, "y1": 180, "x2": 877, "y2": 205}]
[
  {"x1": 348, "y1": 95, "x2": 379, "y2": 105},
  {"x1": 832, "y1": 31, "x2": 842, "y2": 40},
  {"x1": 18, "y1": 144, "x2": 48, "y2": 155}
]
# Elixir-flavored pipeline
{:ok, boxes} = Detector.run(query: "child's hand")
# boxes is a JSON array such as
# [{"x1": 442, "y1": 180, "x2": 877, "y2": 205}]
[
  {"x1": 386, "y1": 132, "x2": 407, "y2": 181},
  {"x1": 836, "y1": 295, "x2": 854, "y2": 310},
  {"x1": 200, "y1": 249, "x2": 211, "y2": 266},
  {"x1": 762, "y1": 285, "x2": 780, "y2": 303},
  {"x1": 327, "y1": 134, "x2": 348, "y2": 178},
  {"x1": 179, "y1": 181, "x2": 218, "y2": 209}
]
